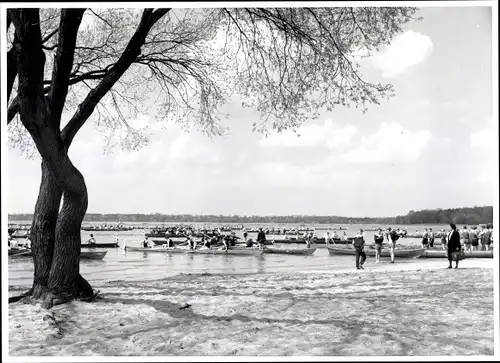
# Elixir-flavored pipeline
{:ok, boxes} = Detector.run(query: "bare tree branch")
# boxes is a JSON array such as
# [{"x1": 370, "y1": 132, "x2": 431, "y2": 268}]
[
  {"x1": 61, "y1": 8, "x2": 171, "y2": 146},
  {"x1": 9, "y1": 9, "x2": 48, "y2": 129},
  {"x1": 48, "y1": 9, "x2": 86, "y2": 130},
  {"x1": 41, "y1": 28, "x2": 59, "y2": 44}
]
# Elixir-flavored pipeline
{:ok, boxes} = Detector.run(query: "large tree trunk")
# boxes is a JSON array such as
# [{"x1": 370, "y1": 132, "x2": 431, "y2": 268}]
[
  {"x1": 48, "y1": 152, "x2": 90, "y2": 297},
  {"x1": 36, "y1": 140, "x2": 94, "y2": 308},
  {"x1": 30, "y1": 161, "x2": 62, "y2": 299},
  {"x1": 26, "y1": 153, "x2": 94, "y2": 307}
]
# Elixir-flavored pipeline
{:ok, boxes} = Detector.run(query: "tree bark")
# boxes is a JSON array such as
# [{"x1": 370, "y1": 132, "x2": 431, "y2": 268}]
[
  {"x1": 7, "y1": 45, "x2": 17, "y2": 103},
  {"x1": 10, "y1": 9, "x2": 95, "y2": 309},
  {"x1": 30, "y1": 161, "x2": 62, "y2": 299},
  {"x1": 48, "y1": 150, "x2": 89, "y2": 296}
]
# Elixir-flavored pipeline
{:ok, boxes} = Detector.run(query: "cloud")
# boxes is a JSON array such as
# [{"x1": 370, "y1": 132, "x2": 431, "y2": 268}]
[
  {"x1": 169, "y1": 132, "x2": 221, "y2": 164},
  {"x1": 371, "y1": 30, "x2": 434, "y2": 78},
  {"x1": 332, "y1": 122, "x2": 432, "y2": 164},
  {"x1": 259, "y1": 119, "x2": 358, "y2": 149},
  {"x1": 470, "y1": 128, "x2": 494, "y2": 149}
]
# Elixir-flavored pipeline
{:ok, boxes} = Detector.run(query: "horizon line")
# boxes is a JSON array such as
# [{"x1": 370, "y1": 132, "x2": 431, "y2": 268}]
[{"x1": 7, "y1": 205, "x2": 493, "y2": 220}]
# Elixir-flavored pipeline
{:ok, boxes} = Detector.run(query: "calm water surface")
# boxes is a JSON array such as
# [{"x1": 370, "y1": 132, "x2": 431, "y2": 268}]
[{"x1": 8, "y1": 223, "x2": 460, "y2": 287}]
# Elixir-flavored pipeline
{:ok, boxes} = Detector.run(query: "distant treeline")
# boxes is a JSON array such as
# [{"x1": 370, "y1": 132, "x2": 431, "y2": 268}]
[{"x1": 8, "y1": 206, "x2": 493, "y2": 225}]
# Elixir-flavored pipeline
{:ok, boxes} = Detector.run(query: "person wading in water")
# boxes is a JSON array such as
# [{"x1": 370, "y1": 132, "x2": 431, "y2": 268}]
[{"x1": 257, "y1": 228, "x2": 267, "y2": 250}]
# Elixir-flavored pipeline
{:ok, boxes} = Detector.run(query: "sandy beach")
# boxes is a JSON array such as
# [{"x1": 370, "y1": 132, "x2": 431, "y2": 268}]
[{"x1": 8, "y1": 260, "x2": 495, "y2": 357}]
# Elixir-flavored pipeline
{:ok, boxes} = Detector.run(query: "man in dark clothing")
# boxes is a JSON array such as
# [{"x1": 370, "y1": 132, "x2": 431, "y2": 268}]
[
  {"x1": 386, "y1": 227, "x2": 400, "y2": 263},
  {"x1": 257, "y1": 228, "x2": 267, "y2": 250},
  {"x1": 447, "y1": 223, "x2": 462, "y2": 269},
  {"x1": 353, "y1": 230, "x2": 366, "y2": 269}
]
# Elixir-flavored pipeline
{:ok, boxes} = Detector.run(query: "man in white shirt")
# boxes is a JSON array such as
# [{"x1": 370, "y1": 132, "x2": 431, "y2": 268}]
[{"x1": 323, "y1": 231, "x2": 331, "y2": 245}]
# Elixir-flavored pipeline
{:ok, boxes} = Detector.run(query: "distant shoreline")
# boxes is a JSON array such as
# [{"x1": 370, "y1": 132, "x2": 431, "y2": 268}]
[{"x1": 8, "y1": 206, "x2": 493, "y2": 225}]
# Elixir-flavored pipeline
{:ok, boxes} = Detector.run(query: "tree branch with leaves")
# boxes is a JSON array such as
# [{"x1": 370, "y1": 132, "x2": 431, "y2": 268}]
[{"x1": 7, "y1": 6, "x2": 419, "y2": 308}]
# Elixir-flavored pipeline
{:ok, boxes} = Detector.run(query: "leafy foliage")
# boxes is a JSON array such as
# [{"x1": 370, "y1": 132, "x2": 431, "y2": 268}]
[{"x1": 7, "y1": 7, "x2": 419, "y2": 157}]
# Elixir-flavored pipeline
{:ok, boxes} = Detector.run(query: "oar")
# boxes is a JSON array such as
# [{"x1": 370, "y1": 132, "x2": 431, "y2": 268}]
[{"x1": 10, "y1": 249, "x2": 32, "y2": 258}]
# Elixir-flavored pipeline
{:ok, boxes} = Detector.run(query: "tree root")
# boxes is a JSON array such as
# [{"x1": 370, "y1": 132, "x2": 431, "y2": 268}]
[
  {"x1": 8, "y1": 288, "x2": 33, "y2": 304},
  {"x1": 9, "y1": 275, "x2": 101, "y2": 309}
]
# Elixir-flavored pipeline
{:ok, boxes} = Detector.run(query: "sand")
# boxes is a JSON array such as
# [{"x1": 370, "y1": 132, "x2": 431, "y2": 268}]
[{"x1": 8, "y1": 260, "x2": 495, "y2": 357}]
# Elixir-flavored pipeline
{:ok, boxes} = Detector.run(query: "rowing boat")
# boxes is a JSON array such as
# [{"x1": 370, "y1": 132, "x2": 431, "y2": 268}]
[
  {"x1": 259, "y1": 238, "x2": 352, "y2": 245},
  {"x1": 327, "y1": 246, "x2": 426, "y2": 258},
  {"x1": 125, "y1": 246, "x2": 263, "y2": 256},
  {"x1": 262, "y1": 248, "x2": 316, "y2": 255},
  {"x1": 10, "y1": 232, "x2": 29, "y2": 239},
  {"x1": 81, "y1": 242, "x2": 119, "y2": 248},
  {"x1": 419, "y1": 249, "x2": 493, "y2": 258},
  {"x1": 9, "y1": 249, "x2": 107, "y2": 260}
]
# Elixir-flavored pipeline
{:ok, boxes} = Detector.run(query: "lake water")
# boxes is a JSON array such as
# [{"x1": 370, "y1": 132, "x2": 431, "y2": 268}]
[
  {"x1": 7, "y1": 222, "x2": 474, "y2": 288},
  {"x1": 9, "y1": 223, "x2": 486, "y2": 286}
]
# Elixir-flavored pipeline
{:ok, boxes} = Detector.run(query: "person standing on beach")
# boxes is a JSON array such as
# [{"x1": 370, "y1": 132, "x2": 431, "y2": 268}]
[
  {"x1": 461, "y1": 226, "x2": 470, "y2": 252},
  {"x1": 469, "y1": 226, "x2": 479, "y2": 251},
  {"x1": 242, "y1": 227, "x2": 248, "y2": 242},
  {"x1": 353, "y1": 229, "x2": 367, "y2": 270},
  {"x1": 481, "y1": 225, "x2": 492, "y2": 251},
  {"x1": 421, "y1": 228, "x2": 429, "y2": 249},
  {"x1": 440, "y1": 229, "x2": 447, "y2": 250},
  {"x1": 447, "y1": 223, "x2": 461, "y2": 269},
  {"x1": 373, "y1": 228, "x2": 384, "y2": 263},
  {"x1": 386, "y1": 227, "x2": 400, "y2": 263},
  {"x1": 323, "y1": 231, "x2": 331, "y2": 245},
  {"x1": 428, "y1": 228, "x2": 435, "y2": 248}
]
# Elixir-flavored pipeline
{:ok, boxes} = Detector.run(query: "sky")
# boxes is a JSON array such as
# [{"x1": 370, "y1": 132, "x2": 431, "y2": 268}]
[{"x1": 4, "y1": 5, "x2": 497, "y2": 218}]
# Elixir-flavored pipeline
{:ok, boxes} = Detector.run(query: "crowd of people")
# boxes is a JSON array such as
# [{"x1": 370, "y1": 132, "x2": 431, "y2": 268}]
[{"x1": 344, "y1": 223, "x2": 494, "y2": 270}]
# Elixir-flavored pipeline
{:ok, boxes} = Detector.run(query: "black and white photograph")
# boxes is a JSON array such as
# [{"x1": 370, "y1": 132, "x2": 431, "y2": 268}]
[{"x1": 2, "y1": 1, "x2": 498, "y2": 359}]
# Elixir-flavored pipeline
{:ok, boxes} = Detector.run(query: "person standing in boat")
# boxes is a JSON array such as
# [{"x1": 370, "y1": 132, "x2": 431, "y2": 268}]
[
  {"x1": 353, "y1": 229, "x2": 366, "y2": 270},
  {"x1": 373, "y1": 228, "x2": 384, "y2": 263},
  {"x1": 257, "y1": 228, "x2": 267, "y2": 250},
  {"x1": 447, "y1": 223, "x2": 461, "y2": 268}
]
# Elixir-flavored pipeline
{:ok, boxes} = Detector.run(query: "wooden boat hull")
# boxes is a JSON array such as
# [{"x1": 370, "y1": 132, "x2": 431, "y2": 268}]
[
  {"x1": 262, "y1": 238, "x2": 352, "y2": 245},
  {"x1": 125, "y1": 246, "x2": 263, "y2": 256},
  {"x1": 10, "y1": 233, "x2": 29, "y2": 239},
  {"x1": 9, "y1": 249, "x2": 107, "y2": 260},
  {"x1": 262, "y1": 248, "x2": 316, "y2": 255},
  {"x1": 327, "y1": 246, "x2": 426, "y2": 258},
  {"x1": 419, "y1": 249, "x2": 493, "y2": 258},
  {"x1": 81, "y1": 243, "x2": 119, "y2": 248}
]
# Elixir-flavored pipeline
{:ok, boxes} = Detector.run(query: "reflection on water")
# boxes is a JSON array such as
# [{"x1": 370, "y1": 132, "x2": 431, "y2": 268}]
[{"x1": 8, "y1": 223, "x2": 456, "y2": 288}]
